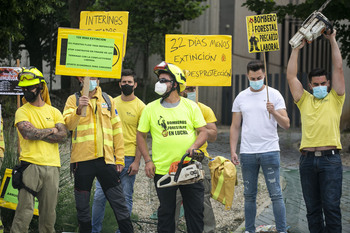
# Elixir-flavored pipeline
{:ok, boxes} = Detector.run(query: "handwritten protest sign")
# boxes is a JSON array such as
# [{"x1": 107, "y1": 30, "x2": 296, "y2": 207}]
[
  {"x1": 0, "y1": 169, "x2": 39, "y2": 215},
  {"x1": 80, "y1": 11, "x2": 129, "y2": 58},
  {"x1": 55, "y1": 28, "x2": 124, "y2": 79},
  {"x1": 246, "y1": 13, "x2": 279, "y2": 53},
  {"x1": 165, "y1": 35, "x2": 232, "y2": 86},
  {"x1": 0, "y1": 67, "x2": 23, "y2": 95}
]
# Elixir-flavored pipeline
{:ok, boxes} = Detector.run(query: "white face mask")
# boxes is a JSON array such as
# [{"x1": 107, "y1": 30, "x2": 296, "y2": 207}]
[
  {"x1": 187, "y1": 92, "x2": 196, "y2": 102},
  {"x1": 155, "y1": 81, "x2": 167, "y2": 95}
]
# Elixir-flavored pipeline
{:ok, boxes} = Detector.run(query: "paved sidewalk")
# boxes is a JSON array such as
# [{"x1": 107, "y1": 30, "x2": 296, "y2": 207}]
[
  {"x1": 253, "y1": 169, "x2": 350, "y2": 233},
  {"x1": 209, "y1": 127, "x2": 350, "y2": 233}
]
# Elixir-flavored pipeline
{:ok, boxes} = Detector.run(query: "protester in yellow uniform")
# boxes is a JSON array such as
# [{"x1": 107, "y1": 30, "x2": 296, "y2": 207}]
[
  {"x1": 63, "y1": 77, "x2": 134, "y2": 233},
  {"x1": 92, "y1": 69, "x2": 145, "y2": 233},
  {"x1": 11, "y1": 67, "x2": 68, "y2": 233},
  {"x1": 176, "y1": 86, "x2": 217, "y2": 233},
  {"x1": 137, "y1": 61, "x2": 208, "y2": 233}
]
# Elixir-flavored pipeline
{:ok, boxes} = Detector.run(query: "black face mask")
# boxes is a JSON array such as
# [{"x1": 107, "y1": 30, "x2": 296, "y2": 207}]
[
  {"x1": 24, "y1": 89, "x2": 40, "y2": 103},
  {"x1": 121, "y1": 84, "x2": 134, "y2": 96}
]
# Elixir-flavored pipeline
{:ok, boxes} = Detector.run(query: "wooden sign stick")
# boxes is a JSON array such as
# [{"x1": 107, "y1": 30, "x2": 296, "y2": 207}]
[
  {"x1": 81, "y1": 76, "x2": 90, "y2": 117},
  {"x1": 263, "y1": 52, "x2": 271, "y2": 119},
  {"x1": 16, "y1": 59, "x2": 21, "y2": 157}
]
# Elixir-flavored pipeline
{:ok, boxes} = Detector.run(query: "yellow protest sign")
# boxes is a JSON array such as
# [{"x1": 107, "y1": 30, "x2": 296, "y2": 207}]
[
  {"x1": 246, "y1": 13, "x2": 279, "y2": 53},
  {"x1": 80, "y1": 11, "x2": 129, "y2": 58},
  {"x1": 55, "y1": 28, "x2": 124, "y2": 79},
  {"x1": 0, "y1": 169, "x2": 39, "y2": 215},
  {"x1": 165, "y1": 35, "x2": 232, "y2": 86}
]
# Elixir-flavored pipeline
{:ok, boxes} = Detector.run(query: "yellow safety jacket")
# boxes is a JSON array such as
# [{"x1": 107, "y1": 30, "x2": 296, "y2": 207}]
[
  {"x1": 208, "y1": 156, "x2": 237, "y2": 210},
  {"x1": 63, "y1": 87, "x2": 124, "y2": 165}
]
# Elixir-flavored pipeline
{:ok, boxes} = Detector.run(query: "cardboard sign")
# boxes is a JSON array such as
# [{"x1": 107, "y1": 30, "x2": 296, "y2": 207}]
[
  {"x1": 0, "y1": 67, "x2": 23, "y2": 95},
  {"x1": 80, "y1": 11, "x2": 129, "y2": 58},
  {"x1": 165, "y1": 35, "x2": 232, "y2": 86},
  {"x1": 246, "y1": 13, "x2": 279, "y2": 53},
  {"x1": 55, "y1": 28, "x2": 124, "y2": 79},
  {"x1": 0, "y1": 169, "x2": 39, "y2": 215}
]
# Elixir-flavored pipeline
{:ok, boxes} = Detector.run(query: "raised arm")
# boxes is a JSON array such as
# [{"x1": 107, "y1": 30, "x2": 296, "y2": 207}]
[
  {"x1": 230, "y1": 112, "x2": 242, "y2": 165},
  {"x1": 286, "y1": 41, "x2": 305, "y2": 102},
  {"x1": 325, "y1": 30, "x2": 345, "y2": 95}
]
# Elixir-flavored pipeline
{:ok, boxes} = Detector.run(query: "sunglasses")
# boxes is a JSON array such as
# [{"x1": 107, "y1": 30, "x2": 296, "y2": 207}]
[{"x1": 159, "y1": 78, "x2": 173, "y2": 84}]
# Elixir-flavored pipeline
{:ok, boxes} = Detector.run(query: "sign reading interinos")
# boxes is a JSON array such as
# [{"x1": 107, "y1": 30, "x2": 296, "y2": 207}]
[
  {"x1": 165, "y1": 35, "x2": 232, "y2": 87},
  {"x1": 80, "y1": 11, "x2": 129, "y2": 58}
]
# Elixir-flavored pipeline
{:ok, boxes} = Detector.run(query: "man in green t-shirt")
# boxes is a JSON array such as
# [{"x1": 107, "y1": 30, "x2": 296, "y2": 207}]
[
  {"x1": 137, "y1": 61, "x2": 208, "y2": 233},
  {"x1": 287, "y1": 30, "x2": 345, "y2": 232},
  {"x1": 176, "y1": 86, "x2": 218, "y2": 233}
]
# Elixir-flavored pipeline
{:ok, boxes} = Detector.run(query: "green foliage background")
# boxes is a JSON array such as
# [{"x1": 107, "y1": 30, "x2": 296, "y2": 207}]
[{"x1": 242, "y1": 0, "x2": 350, "y2": 67}]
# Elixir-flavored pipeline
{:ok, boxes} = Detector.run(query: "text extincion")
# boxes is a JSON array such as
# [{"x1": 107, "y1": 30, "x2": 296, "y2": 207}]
[
  {"x1": 165, "y1": 35, "x2": 232, "y2": 87},
  {"x1": 246, "y1": 13, "x2": 280, "y2": 53}
]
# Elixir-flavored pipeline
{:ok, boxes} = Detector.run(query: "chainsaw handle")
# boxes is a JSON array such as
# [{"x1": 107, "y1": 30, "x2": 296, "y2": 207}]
[{"x1": 174, "y1": 153, "x2": 190, "y2": 182}]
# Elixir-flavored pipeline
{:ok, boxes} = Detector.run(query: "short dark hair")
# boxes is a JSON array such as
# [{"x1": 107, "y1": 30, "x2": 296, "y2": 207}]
[
  {"x1": 247, "y1": 60, "x2": 265, "y2": 73},
  {"x1": 121, "y1": 69, "x2": 137, "y2": 82},
  {"x1": 308, "y1": 68, "x2": 328, "y2": 83}
]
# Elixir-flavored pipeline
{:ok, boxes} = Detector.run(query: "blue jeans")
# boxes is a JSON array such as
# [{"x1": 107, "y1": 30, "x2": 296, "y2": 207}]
[
  {"x1": 299, "y1": 153, "x2": 342, "y2": 233},
  {"x1": 92, "y1": 156, "x2": 136, "y2": 233},
  {"x1": 240, "y1": 151, "x2": 286, "y2": 233}
]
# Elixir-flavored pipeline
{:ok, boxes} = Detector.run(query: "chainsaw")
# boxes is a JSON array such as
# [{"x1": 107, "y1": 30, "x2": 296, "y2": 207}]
[
  {"x1": 289, "y1": 0, "x2": 333, "y2": 49},
  {"x1": 157, "y1": 150, "x2": 205, "y2": 188}
]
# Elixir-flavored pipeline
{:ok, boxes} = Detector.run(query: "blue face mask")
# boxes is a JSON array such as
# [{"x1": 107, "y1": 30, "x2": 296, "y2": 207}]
[
  {"x1": 187, "y1": 92, "x2": 196, "y2": 102},
  {"x1": 249, "y1": 79, "x2": 264, "y2": 91},
  {"x1": 312, "y1": 85, "x2": 328, "y2": 99},
  {"x1": 89, "y1": 80, "x2": 98, "y2": 92}
]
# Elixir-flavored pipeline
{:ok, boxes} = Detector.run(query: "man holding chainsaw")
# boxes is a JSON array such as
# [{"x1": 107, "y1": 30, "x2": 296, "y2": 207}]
[
  {"x1": 137, "y1": 61, "x2": 208, "y2": 233},
  {"x1": 287, "y1": 30, "x2": 344, "y2": 233},
  {"x1": 176, "y1": 86, "x2": 218, "y2": 233}
]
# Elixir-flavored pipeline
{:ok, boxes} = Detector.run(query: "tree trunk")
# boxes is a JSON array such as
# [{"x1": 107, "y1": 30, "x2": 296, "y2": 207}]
[
  {"x1": 64, "y1": 0, "x2": 91, "y2": 93},
  {"x1": 142, "y1": 42, "x2": 150, "y2": 102},
  {"x1": 24, "y1": 18, "x2": 43, "y2": 71}
]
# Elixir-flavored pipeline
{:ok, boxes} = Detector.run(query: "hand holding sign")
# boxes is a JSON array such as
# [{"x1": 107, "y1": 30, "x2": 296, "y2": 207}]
[{"x1": 80, "y1": 77, "x2": 90, "y2": 117}]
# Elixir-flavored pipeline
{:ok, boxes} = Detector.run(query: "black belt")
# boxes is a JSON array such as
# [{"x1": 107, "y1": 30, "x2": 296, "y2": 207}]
[{"x1": 301, "y1": 149, "x2": 340, "y2": 157}]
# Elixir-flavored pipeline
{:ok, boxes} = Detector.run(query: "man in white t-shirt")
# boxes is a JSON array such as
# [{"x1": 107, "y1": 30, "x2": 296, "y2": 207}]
[{"x1": 230, "y1": 60, "x2": 290, "y2": 233}]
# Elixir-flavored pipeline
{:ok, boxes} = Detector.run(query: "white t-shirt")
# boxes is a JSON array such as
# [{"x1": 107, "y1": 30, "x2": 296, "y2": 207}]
[{"x1": 232, "y1": 86, "x2": 286, "y2": 154}]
